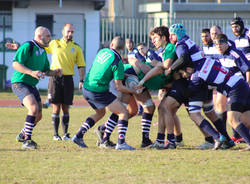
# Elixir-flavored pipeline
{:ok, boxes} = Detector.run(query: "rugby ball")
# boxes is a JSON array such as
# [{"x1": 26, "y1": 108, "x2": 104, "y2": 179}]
[{"x1": 125, "y1": 75, "x2": 143, "y2": 94}]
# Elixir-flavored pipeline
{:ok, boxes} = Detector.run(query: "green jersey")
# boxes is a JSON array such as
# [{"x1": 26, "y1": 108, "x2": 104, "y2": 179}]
[
  {"x1": 84, "y1": 48, "x2": 124, "y2": 92},
  {"x1": 162, "y1": 43, "x2": 176, "y2": 61},
  {"x1": 11, "y1": 41, "x2": 50, "y2": 86},
  {"x1": 137, "y1": 44, "x2": 176, "y2": 90}
]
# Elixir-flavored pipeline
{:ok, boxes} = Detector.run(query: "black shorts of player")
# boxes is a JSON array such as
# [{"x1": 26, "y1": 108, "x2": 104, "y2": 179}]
[
  {"x1": 166, "y1": 78, "x2": 190, "y2": 107},
  {"x1": 189, "y1": 82, "x2": 211, "y2": 103},
  {"x1": 12, "y1": 82, "x2": 41, "y2": 105},
  {"x1": 227, "y1": 79, "x2": 250, "y2": 113},
  {"x1": 83, "y1": 88, "x2": 116, "y2": 109},
  {"x1": 48, "y1": 75, "x2": 74, "y2": 105}
]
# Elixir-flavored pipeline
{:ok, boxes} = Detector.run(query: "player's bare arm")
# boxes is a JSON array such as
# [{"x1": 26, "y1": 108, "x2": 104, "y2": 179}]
[
  {"x1": 78, "y1": 66, "x2": 85, "y2": 89},
  {"x1": 12, "y1": 61, "x2": 44, "y2": 80}
]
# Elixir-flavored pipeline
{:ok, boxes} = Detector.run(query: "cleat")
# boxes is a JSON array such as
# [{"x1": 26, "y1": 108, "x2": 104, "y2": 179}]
[
  {"x1": 72, "y1": 135, "x2": 87, "y2": 148},
  {"x1": 165, "y1": 141, "x2": 176, "y2": 149},
  {"x1": 213, "y1": 135, "x2": 226, "y2": 150},
  {"x1": 196, "y1": 141, "x2": 214, "y2": 150},
  {"x1": 239, "y1": 145, "x2": 250, "y2": 152},
  {"x1": 176, "y1": 141, "x2": 185, "y2": 147},
  {"x1": 53, "y1": 135, "x2": 62, "y2": 141},
  {"x1": 22, "y1": 139, "x2": 37, "y2": 149},
  {"x1": 94, "y1": 127, "x2": 104, "y2": 145},
  {"x1": 16, "y1": 133, "x2": 25, "y2": 142},
  {"x1": 150, "y1": 141, "x2": 166, "y2": 150},
  {"x1": 62, "y1": 133, "x2": 71, "y2": 141},
  {"x1": 115, "y1": 142, "x2": 136, "y2": 150},
  {"x1": 221, "y1": 139, "x2": 235, "y2": 149},
  {"x1": 99, "y1": 140, "x2": 116, "y2": 149},
  {"x1": 140, "y1": 139, "x2": 153, "y2": 148},
  {"x1": 231, "y1": 136, "x2": 245, "y2": 144}
]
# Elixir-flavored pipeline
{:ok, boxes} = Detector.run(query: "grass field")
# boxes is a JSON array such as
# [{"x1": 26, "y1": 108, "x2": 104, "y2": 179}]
[{"x1": 0, "y1": 92, "x2": 250, "y2": 184}]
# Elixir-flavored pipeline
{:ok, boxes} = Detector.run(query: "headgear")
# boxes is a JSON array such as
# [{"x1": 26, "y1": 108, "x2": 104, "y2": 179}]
[{"x1": 169, "y1": 24, "x2": 186, "y2": 40}]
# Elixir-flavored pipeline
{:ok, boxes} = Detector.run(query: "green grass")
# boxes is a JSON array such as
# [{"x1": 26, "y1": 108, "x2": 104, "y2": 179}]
[
  {"x1": 0, "y1": 90, "x2": 83, "y2": 101},
  {"x1": 0, "y1": 103, "x2": 250, "y2": 184}
]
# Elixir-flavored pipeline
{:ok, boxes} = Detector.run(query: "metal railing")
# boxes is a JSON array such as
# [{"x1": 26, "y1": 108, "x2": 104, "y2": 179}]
[{"x1": 100, "y1": 16, "x2": 250, "y2": 51}]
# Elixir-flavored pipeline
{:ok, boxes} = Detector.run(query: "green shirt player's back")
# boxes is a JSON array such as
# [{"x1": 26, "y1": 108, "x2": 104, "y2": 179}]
[
  {"x1": 11, "y1": 41, "x2": 50, "y2": 86},
  {"x1": 84, "y1": 48, "x2": 124, "y2": 92}
]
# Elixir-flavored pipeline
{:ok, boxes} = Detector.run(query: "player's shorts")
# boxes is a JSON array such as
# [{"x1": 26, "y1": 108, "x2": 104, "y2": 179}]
[
  {"x1": 227, "y1": 79, "x2": 250, "y2": 112},
  {"x1": 48, "y1": 75, "x2": 74, "y2": 105},
  {"x1": 167, "y1": 78, "x2": 190, "y2": 106},
  {"x1": 12, "y1": 82, "x2": 41, "y2": 104},
  {"x1": 83, "y1": 88, "x2": 116, "y2": 109}
]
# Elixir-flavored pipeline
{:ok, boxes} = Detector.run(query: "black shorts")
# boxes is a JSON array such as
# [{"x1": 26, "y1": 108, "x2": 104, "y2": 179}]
[
  {"x1": 48, "y1": 75, "x2": 74, "y2": 105},
  {"x1": 83, "y1": 88, "x2": 116, "y2": 109},
  {"x1": 167, "y1": 78, "x2": 190, "y2": 106}
]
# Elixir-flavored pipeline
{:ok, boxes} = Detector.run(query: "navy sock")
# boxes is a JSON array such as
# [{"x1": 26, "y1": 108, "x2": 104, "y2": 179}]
[
  {"x1": 76, "y1": 117, "x2": 95, "y2": 138},
  {"x1": 235, "y1": 123, "x2": 250, "y2": 145},
  {"x1": 205, "y1": 136, "x2": 215, "y2": 144},
  {"x1": 213, "y1": 119, "x2": 231, "y2": 141},
  {"x1": 217, "y1": 111, "x2": 227, "y2": 131},
  {"x1": 62, "y1": 113, "x2": 69, "y2": 135},
  {"x1": 156, "y1": 133, "x2": 165, "y2": 144},
  {"x1": 232, "y1": 127, "x2": 241, "y2": 138},
  {"x1": 52, "y1": 113, "x2": 60, "y2": 136},
  {"x1": 118, "y1": 120, "x2": 128, "y2": 144},
  {"x1": 167, "y1": 133, "x2": 175, "y2": 144},
  {"x1": 98, "y1": 124, "x2": 106, "y2": 132},
  {"x1": 175, "y1": 133, "x2": 183, "y2": 142},
  {"x1": 199, "y1": 119, "x2": 220, "y2": 140},
  {"x1": 141, "y1": 112, "x2": 153, "y2": 142},
  {"x1": 24, "y1": 115, "x2": 36, "y2": 140}
]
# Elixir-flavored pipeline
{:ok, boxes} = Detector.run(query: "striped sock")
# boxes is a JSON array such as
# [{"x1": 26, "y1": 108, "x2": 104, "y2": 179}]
[
  {"x1": 102, "y1": 113, "x2": 118, "y2": 142},
  {"x1": 118, "y1": 120, "x2": 128, "y2": 144},
  {"x1": 76, "y1": 117, "x2": 95, "y2": 138},
  {"x1": 24, "y1": 115, "x2": 36, "y2": 140},
  {"x1": 62, "y1": 113, "x2": 69, "y2": 135},
  {"x1": 141, "y1": 113, "x2": 152, "y2": 142},
  {"x1": 52, "y1": 113, "x2": 60, "y2": 136}
]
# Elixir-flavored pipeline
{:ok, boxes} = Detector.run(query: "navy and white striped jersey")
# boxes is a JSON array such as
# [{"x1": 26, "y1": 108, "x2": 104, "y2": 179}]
[
  {"x1": 198, "y1": 59, "x2": 242, "y2": 96},
  {"x1": 202, "y1": 42, "x2": 220, "y2": 59},
  {"x1": 176, "y1": 35, "x2": 205, "y2": 71},
  {"x1": 216, "y1": 46, "x2": 250, "y2": 79},
  {"x1": 233, "y1": 28, "x2": 250, "y2": 61},
  {"x1": 144, "y1": 49, "x2": 162, "y2": 63},
  {"x1": 127, "y1": 48, "x2": 145, "y2": 62},
  {"x1": 203, "y1": 40, "x2": 235, "y2": 60}
]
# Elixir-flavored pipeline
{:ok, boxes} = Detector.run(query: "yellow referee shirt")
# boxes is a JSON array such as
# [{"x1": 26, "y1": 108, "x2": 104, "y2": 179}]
[{"x1": 46, "y1": 38, "x2": 85, "y2": 75}]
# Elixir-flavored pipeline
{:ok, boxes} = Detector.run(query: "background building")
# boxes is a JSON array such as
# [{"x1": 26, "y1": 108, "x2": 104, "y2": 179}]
[{"x1": 0, "y1": 0, "x2": 105, "y2": 89}]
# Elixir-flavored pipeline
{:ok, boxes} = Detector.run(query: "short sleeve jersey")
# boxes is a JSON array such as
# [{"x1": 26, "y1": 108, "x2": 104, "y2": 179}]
[
  {"x1": 137, "y1": 44, "x2": 176, "y2": 90},
  {"x1": 46, "y1": 38, "x2": 85, "y2": 75},
  {"x1": 11, "y1": 40, "x2": 50, "y2": 86},
  {"x1": 84, "y1": 48, "x2": 124, "y2": 92},
  {"x1": 162, "y1": 43, "x2": 177, "y2": 61}
]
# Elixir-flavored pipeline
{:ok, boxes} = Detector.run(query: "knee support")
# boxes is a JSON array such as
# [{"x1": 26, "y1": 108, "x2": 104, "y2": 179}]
[
  {"x1": 188, "y1": 101, "x2": 203, "y2": 113},
  {"x1": 203, "y1": 101, "x2": 214, "y2": 113}
]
